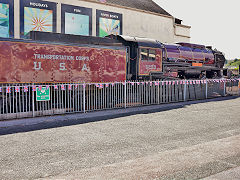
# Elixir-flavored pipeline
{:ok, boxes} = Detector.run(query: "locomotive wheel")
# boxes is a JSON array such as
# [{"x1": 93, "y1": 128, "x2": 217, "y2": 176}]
[
  {"x1": 199, "y1": 72, "x2": 206, "y2": 79},
  {"x1": 213, "y1": 72, "x2": 218, "y2": 78}
]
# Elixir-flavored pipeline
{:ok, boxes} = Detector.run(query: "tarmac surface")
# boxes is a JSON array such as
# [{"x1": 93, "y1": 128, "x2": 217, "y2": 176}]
[{"x1": 0, "y1": 96, "x2": 240, "y2": 179}]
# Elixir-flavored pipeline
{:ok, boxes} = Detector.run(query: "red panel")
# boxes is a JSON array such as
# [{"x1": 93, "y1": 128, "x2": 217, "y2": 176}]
[
  {"x1": 139, "y1": 49, "x2": 162, "y2": 75},
  {"x1": 0, "y1": 40, "x2": 126, "y2": 83}
]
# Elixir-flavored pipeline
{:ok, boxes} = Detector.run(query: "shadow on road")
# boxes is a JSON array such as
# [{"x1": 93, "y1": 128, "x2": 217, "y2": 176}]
[{"x1": 0, "y1": 96, "x2": 239, "y2": 136}]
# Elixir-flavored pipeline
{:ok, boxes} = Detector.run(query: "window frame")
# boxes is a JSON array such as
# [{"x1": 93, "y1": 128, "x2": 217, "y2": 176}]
[{"x1": 140, "y1": 47, "x2": 156, "y2": 62}]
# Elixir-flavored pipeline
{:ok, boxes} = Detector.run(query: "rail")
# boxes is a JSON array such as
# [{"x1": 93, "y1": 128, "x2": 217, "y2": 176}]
[{"x1": 0, "y1": 79, "x2": 239, "y2": 120}]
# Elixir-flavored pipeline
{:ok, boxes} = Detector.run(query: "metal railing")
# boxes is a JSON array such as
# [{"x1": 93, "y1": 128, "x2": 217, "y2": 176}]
[{"x1": 0, "y1": 79, "x2": 239, "y2": 120}]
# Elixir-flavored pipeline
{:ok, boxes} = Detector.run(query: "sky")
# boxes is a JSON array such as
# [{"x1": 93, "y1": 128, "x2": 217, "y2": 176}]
[{"x1": 153, "y1": 0, "x2": 240, "y2": 60}]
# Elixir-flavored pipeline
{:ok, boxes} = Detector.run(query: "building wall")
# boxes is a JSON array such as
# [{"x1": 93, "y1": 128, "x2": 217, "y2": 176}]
[
  {"x1": 174, "y1": 24, "x2": 191, "y2": 42},
  {"x1": 10, "y1": 0, "x2": 191, "y2": 43}
]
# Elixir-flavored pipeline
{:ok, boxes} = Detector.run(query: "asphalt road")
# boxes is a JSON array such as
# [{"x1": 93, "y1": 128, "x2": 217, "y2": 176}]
[{"x1": 0, "y1": 97, "x2": 240, "y2": 180}]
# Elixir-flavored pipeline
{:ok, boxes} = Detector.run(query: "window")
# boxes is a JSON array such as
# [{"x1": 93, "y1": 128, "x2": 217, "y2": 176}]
[
  {"x1": 140, "y1": 48, "x2": 156, "y2": 61},
  {"x1": 141, "y1": 49, "x2": 148, "y2": 61},
  {"x1": 149, "y1": 49, "x2": 156, "y2": 61}
]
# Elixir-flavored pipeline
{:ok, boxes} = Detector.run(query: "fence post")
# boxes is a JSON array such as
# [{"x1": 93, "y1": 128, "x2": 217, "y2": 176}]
[
  {"x1": 32, "y1": 84, "x2": 35, "y2": 117},
  {"x1": 206, "y1": 79, "x2": 208, "y2": 99},
  {"x1": 124, "y1": 80, "x2": 127, "y2": 109},
  {"x1": 158, "y1": 80, "x2": 160, "y2": 104},
  {"x1": 223, "y1": 80, "x2": 226, "y2": 96},
  {"x1": 83, "y1": 83, "x2": 86, "y2": 113},
  {"x1": 238, "y1": 80, "x2": 240, "y2": 96},
  {"x1": 184, "y1": 79, "x2": 187, "y2": 101}
]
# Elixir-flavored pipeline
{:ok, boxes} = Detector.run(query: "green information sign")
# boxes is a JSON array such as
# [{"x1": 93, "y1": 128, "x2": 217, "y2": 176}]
[{"x1": 36, "y1": 86, "x2": 50, "y2": 101}]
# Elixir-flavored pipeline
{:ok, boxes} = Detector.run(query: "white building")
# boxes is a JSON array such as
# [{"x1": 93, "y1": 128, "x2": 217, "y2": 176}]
[{"x1": 0, "y1": 0, "x2": 191, "y2": 42}]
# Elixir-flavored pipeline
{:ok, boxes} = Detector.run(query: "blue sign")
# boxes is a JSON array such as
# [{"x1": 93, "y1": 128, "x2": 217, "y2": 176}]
[
  {"x1": 0, "y1": 0, "x2": 14, "y2": 38},
  {"x1": 61, "y1": 4, "x2": 92, "y2": 36}
]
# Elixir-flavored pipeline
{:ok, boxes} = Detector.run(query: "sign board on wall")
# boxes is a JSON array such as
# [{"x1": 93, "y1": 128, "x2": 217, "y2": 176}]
[
  {"x1": 20, "y1": 0, "x2": 56, "y2": 38},
  {"x1": 0, "y1": 0, "x2": 14, "y2": 38},
  {"x1": 96, "y1": 10, "x2": 122, "y2": 37},
  {"x1": 61, "y1": 4, "x2": 92, "y2": 36}
]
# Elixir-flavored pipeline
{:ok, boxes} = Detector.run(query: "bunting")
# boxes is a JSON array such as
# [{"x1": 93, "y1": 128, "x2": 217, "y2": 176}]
[
  {"x1": 1, "y1": 79, "x2": 235, "y2": 95},
  {"x1": 6, "y1": 87, "x2": 11, "y2": 93},
  {"x1": 15, "y1": 86, "x2": 20, "y2": 92},
  {"x1": 38, "y1": 86, "x2": 42, "y2": 91},
  {"x1": 61, "y1": 85, "x2": 65, "y2": 90},
  {"x1": 24, "y1": 86, "x2": 28, "y2": 92},
  {"x1": 32, "y1": 85, "x2": 36, "y2": 91}
]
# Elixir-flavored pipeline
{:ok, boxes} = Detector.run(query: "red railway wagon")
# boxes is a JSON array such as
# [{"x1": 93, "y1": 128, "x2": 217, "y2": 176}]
[
  {"x1": 30, "y1": 32, "x2": 226, "y2": 80},
  {"x1": 0, "y1": 38, "x2": 127, "y2": 83}
]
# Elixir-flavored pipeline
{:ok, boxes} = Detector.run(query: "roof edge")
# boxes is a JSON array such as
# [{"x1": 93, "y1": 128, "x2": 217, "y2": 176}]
[
  {"x1": 150, "y1": 0, "x2": 172, "y2": 16},
  {"x1": 175, "y1": 24, "x2": 191, "y2": 29},
  {"x1": 78, "y1": 0, "x2": 173, "y2": 19}
]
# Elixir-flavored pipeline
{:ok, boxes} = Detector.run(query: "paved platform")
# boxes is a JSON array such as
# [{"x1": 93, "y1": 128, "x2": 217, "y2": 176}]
[
  {"x1": 0, "y1": 96, "x2": 240, "y2": 179},
  {"x1": 0, "y1": 96, "x2": 237, "y2": 134},
  {"x1": 203, "y1": 166, "x2": 240, "y2": 180},
  {"x1": 42, "y1": 134, "x2": 240, "y2": 180}
]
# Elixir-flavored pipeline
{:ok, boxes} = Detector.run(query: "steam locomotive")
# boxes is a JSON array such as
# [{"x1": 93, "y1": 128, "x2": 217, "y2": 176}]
[
  {"x1": 109, "y1": 34, "x2": 226, "y2": 80},
  {"x1": 0, "y1": 31, "x2": 226, "y2": 83}
]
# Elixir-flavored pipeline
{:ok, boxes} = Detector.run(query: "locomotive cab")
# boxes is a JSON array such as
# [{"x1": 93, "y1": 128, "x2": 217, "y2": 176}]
[{"x1": 107, "y1": 35, "x2": 164, "y2": 80}]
